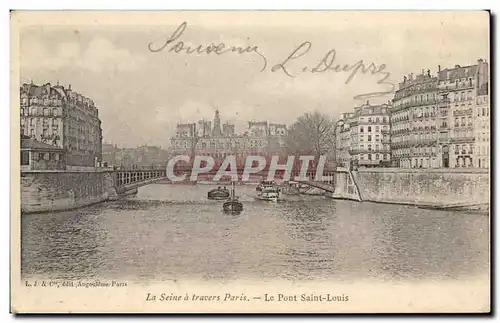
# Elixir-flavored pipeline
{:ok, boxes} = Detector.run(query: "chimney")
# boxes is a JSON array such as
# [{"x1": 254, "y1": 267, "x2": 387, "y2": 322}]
[
  {"x1": 422, "y1": 69, "x2": 425, "y2": 75},
  {"x1": 478, "y1": 58, "x2": 483, "y2": 64},
  {"x1": 68, "y1": 84, "x2": 72, "y2": 90},
  {"x1": 455, "y1": 65, "x2": 461, "y2": 68},
  {"x1": 438, "y1": 65, "x2": 441, "y2": 72}
]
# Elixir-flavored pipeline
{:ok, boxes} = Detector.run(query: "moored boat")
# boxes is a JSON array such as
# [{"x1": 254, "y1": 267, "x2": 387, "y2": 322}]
[
  {"x1": 255, "y1": 182, "x2": 280, "y2": 202},
  {"x1": 208, "y1": 186, "x2": 230, "y2": 200},
  {"x1": 256, "y1": 180, "x2": 276, "y2": 192},
  {"x1": 223, "y1": 182, "x2": 243, "y2": 213}
]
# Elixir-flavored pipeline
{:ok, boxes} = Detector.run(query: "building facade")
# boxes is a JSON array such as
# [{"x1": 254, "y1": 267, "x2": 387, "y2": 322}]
[
  {"x1": 101, "y1": 143, "x2": 171, "y2": 169},
  {"x1": 335, "y1": 101, "x2": 391, "y2": 168},
  {"x1": 171, "y1": 110, "x2": 288, "y2": 167},
  {"x1": 390, "y1": 59, "x2": 489, "y2": 169},
  {"x1": 20, "y1": 82, "x2": 103, "y2": 167},
  {"x1": 473, "y1": 59, "x2": 490, "y2": 168},
  {"x1": 437, "y1": 63, "x2": 478, "y2": 168},
  {"x1": 21, "y1": 134, "x2": 66, "y2": 171},
  {"x1": 390, "y1": 70, "x2": 440, "y2": 168}
]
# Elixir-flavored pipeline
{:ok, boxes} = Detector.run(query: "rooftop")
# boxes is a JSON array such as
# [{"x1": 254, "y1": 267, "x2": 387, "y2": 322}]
[
  {"x1": 20, "y1": 81, "x2": 96, "y2": 107},
  {"x1": 21, "y1": 138, "x2": 64, "y2": 151},
  {"x1": 438, "y1": 64, "x2": 478, "y2": 82}
]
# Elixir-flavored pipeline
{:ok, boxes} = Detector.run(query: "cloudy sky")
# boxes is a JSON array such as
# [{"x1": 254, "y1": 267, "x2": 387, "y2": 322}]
[{"x1": 17, "y1": 11, "x2": 489, "y2": 148}]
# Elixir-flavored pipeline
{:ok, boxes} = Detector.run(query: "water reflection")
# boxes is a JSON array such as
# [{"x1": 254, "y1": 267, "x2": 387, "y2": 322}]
[
  {"x1": 21, "y1": 184, "x2": 489, "y2": 283},
  {"x1": 21, "y1": 208, "x2": 108, "y2": 280}
]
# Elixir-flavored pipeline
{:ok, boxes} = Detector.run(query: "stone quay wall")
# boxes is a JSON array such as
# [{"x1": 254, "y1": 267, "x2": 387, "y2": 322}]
[
  {"x1": 20, "y1": 168, "x2": 490, "y2": 214},
  {"x1": 20, "y1": 170, "x2": 119, "y2": 214},
  {"x1": 351, "y1": 168, "x2": 490, "y2": 207}
]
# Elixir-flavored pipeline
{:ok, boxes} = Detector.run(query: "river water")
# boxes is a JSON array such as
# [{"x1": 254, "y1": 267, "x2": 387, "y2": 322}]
[{"x1": 21, "y1": 184, "x2": 489, "y2": 284}]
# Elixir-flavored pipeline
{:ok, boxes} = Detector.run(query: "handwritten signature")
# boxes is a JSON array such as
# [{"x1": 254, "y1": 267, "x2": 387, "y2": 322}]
[{"x1": 148, "y1": 22, "x2": 395, "y2": 100}]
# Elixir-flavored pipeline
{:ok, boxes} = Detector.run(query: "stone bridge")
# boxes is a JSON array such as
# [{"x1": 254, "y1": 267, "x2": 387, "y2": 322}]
[{"x1": 109, "y1": 167, "x2": 363, "y2": 201}]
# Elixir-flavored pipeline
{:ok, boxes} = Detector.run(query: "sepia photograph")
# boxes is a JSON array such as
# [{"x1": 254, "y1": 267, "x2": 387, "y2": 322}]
[{"x1": 10, "y1": 10, "x2": 491, "y2": 313}]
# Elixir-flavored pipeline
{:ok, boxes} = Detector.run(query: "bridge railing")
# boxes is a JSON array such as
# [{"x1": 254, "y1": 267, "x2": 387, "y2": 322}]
[
  {"x1": 115, "y1": 169, "x2": 167, "y2": 187},
  {"x1": 112, "y1": 167, "x2": 338, "y2": 187}
]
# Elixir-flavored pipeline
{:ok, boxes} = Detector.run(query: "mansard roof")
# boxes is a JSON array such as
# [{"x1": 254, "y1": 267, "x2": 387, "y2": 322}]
[
  {"x1": 438, "y1": 64, "x2": 478, "y2": 81},
  {"x1": 20, "y1": 82, "x2": 96, "y2": 106}
]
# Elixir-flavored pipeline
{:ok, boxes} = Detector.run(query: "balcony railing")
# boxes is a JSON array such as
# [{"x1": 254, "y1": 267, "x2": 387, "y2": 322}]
[
  {"x1": 390, "y1": 139, "x2": 438, "y2": 148},
  {"x1": 437, "y1": 99, "x2": 450, "y2": 107},
  {"x1": 450, "y1": 137, "x2": 475, "y2": 143},
  {"x1": 349, "y1": 148, "x2": 391, "y2": 154},
  {"x1": 453, "y1": 108, "x2": 473, "y2": 117},
  {"x1": 357, "y1": 121, "x2": 390, "y2": 126},
  {"x1": 439, "y1": 83, "x2": 474, "y2": 92},
  {"x1": 358, "y1": 159, "x2": 382, "y2": 165},
  {"x1": 395, "y1": 99, "x2": 440, "y2": 110},
  {"x1": 454, "y1": 150, "x2": 474, "y2": 155}
]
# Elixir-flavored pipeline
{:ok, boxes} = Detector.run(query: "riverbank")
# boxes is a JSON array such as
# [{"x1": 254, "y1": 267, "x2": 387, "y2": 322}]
[
  {"x1": 350, "y1": 168, "x2": 490, "y2": 212},
  {"x1": 20, "y1": 168, "x2": 490, "y2": 214}
]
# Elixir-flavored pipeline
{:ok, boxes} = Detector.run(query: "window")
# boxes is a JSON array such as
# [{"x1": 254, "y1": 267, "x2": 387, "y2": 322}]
[
  {"x1": 376, "y1": 154, "x2": 379, "y2": 160},
  {"x1": 368, "y1": 135, "x2": 372, "y2": 141},
  {"x1": 368, "y1": 154, "x2": 372, "y2": 160},
  {"x1": 360, "y1": 127, "x2": 364, "y2": 133},
  {"x1": 368, "y1": 126, "x2": 372, "y2": 132},
  {"x1": 21, "y1": 151, "x2": 29, "y2": 165},
  {"x1": 30, "y1": 129, "x2": 35, "y2": 137},
  {"x1": 376, "y1": 126, "x2": 379, "y2": 132}
]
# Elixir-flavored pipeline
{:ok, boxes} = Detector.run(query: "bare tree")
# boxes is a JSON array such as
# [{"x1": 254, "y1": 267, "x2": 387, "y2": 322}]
[{"x1": 285, "y1": 111, "x2": 336, "y2": 162}]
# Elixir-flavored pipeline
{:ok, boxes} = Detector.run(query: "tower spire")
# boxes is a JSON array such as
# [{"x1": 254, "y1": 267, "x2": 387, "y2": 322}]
[{"x1": 212, "y1": 107, "x2": 222, "y2": 137}]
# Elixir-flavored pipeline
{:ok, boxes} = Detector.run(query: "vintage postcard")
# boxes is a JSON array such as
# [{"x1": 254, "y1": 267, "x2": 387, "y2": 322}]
[{"x1": 10, "y1": 10, "x2": 490, "y2": 313}]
